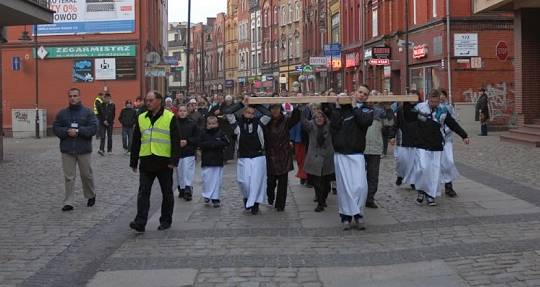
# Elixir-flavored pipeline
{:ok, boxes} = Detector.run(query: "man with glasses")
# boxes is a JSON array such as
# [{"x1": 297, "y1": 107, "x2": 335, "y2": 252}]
[
  {"x1": 129, "y1": 91, "x2": 181, "y2": 232},
  {"x1": 53, "y1": 88, "x2": 98, "y2": 211}
]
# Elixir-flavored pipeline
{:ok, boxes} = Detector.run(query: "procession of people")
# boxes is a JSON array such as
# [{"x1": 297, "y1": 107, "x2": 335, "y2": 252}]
[{"x1": 54, "y1": 85, "x2": 471, "y2": 233}]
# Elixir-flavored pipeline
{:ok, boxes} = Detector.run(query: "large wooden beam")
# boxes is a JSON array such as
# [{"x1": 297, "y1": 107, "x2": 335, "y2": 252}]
[{"x1": 246, "y1": 95, "x2": 419, "y2": 105}]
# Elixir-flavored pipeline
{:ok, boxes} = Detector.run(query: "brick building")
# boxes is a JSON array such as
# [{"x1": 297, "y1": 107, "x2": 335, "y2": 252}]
[
  {"x1": 2, "y1": 0, "x2": 168, "y2": 135},
  {"x1": 302, "y1": 0, "x2": 330, "y2": 93},
  {"x1": 225, "y1": 0, "x2": 239, "y2": 95},
  {"x1": 260, "y1": 0, "x2": 280, "y2": 93},
  {"x1": 352, "y1": 0, "x2": 514, "y2": 127},
  {"x1": 205, "y1": 14, "x2": 226, "y2": 95},
  {"x1": 278, "y1": 0, "x2": 303, "y2": 92}
]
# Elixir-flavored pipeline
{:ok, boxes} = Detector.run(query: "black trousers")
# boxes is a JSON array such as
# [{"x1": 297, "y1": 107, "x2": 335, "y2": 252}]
[
  {"x1": 99, "y1": 124, "x2": 113, "y2": 152},
  {"x1": 267, "y1": 173, "x2": 288, "y2": 210},
  {"x1": 310, "y1": 174, "x2": 332, "y2": 206},
  {"x1": 365, "y1": 154, "x2": 381, "y2": 204},
  {"x1": 382, "y1": 127, "x2": 391, "y2": 155},
  {"x1": 134, "y1": 167, "x2": 174, "y2": 227}
]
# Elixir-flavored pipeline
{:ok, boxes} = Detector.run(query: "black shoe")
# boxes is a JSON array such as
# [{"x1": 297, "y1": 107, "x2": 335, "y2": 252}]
[
  {"x1": 332, "y1": 188, "x2": 337, "y2": 195},
  {"x1": 251, "y1": 204, "x2": 259, "y2": 215},
  {"x1": 445, "y1": 183, "x2": 457, "y2": 197},
  {"x1": 427, "y1": 196, "x2": 438, "y2": 206},
  {"x1": 365, "y1": 201, "x2": 378, "y2": 209},
  {"x1": 178, "y1": 187, "x2": 185, "y2": 199},
  {"x1": 276, "y1": 207, "x2": 284, "y2": 212},
  {"x1": 61, "y1": 205, "x2": 74, "y2": 211},
  {"x1": 129, "y1": 221, "x2": 145, "y2": 233},
  {"x1": 87, "y1": 197, "x2": 95, "y2": 207},
  {"x1": 314, "y1": 205, "x2": 324, "y2": 212},
  {"x1": 410, "y1": 184, "x2": 416, "y2": 190},
  {"x1": 98, "y1": 150, "x2": 104, "y2": 156},
  {"x1": 243, "y1": 198, "x2": 248, "y2": 209},
  {"x1": 184, "y1": 192, "x2": 192, "y2": 201},
  {"x1": 267, "y1": 198, "x2": 274, "y2": 206},
  {"x1": 157, "y1": 224, "x2": 171, "y2": 231},
  {"x1": 300, "y1": 179, "x2": 306, "y2": 185},
  {"x1": 396, "y1": 177, "x2": 403, "y2": 186},
  {"x1": 323, "y1": 202, "x2": 328, "y2": 208}
]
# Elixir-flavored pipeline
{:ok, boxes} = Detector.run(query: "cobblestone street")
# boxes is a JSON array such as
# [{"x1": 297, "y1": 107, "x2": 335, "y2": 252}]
[{"x1": 1, "y1": 133, "x2": 540, "y2": 287}]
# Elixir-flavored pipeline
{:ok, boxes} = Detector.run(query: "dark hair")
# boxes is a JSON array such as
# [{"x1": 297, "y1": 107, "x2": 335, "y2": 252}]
[
  {"x1": 440, "y1": 89, "x2": 448, "y2": 96},
  {"x1": 206, "y1": 115, "x2": 219, "y2": 124},
  {"x1": 409, "y1": 89, "x2": 419, "y2": 96},
  {"x1": 104, "y1": 93, "x2": 111, "y2": 97},
  {"x1": 68, "y1": 88, "x2": 80, "y2": 95},
  {"x1": 125, "y1": 100, "x2": 132, "y2": 105},
  {"x1": 429, "y1": 89, "x2": 441, "y2": 98}
]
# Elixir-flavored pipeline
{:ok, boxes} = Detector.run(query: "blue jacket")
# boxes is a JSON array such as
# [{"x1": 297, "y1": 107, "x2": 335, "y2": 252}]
[{"x1": 53, "y1": 104, "x2": 98, "y2": 155}]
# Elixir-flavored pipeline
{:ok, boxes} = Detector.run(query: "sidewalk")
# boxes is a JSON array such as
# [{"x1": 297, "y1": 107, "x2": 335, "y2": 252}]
[{"x1": 1, "y1": 135, "x2": 540, "y2": 286}]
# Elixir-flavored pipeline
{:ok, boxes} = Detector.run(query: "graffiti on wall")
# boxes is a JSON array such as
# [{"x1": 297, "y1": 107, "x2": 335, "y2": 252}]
[{"x1": 463, "y1": 82, "x2": 515, "y2": 124}]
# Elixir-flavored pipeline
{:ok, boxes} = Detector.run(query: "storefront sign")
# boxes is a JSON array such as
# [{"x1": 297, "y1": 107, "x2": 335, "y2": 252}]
[
  {"x1": 496, "y1": 41, "x2": 509, "y2": 61},
  {"x1": 163, "y1": 56, "x2": 178, "y2": 65},
  {"x1": 345, "y1": 53, "x2": 360, "y2": 68},
  {"x1": 303, "y1": 65, "x2": 314, "y2": 73},
  {"x1": 327, "y1": 58, "x2": 342, "y2": 69},
  {"x1": 224, "y1": 80, "x2": 234, "y2": 88},
  {"x1": 372, "y1": 47, "x2": 391, "y2": 58},
  {"x1": 454, "y1": 33, "x2": 478, "y2": 57},
  {"x1": 95, "y1": 58, "x2": 116, "y2": 80},
  {"x1": 310, "y1": 57, "x2": 327, "y2": 66},
  {"x1": 37, "y1": 0, "x2": 135, "y2": 35},
  {"x1": 413, "y1": 45, "x2": 428, "y2": 59},
  {"x1": 368, "y1": 58, "x2": 390, "y2": 66},
  {"x1": 471, "y1": 57, "x2": 482, "y2": 69},
  {"x1": 324, "y1": 43, "x2": 341, "y2": 57},
  {"x1": 116, "y1": 57, "x2": 137, "y2": 80},
  {"x1": 364, "y1": 48, "x2": 373, "y2": 59},
  {"x1": 35, "y1": 45, "x2": 136, "y2": 59},
  {"x1": 72, "y1": 59, "x2": 94, "y2": 82},
  {"x1": 145, "y1": 67, "x2": 167, "y2": 77}
]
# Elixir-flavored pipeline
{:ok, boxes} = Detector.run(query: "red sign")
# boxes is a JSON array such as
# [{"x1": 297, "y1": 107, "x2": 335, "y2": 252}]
[
  {"x1": 413, "y1": 45, "x2": 428, "y2": 59},
  {"x1": 496, "y1": 41, "x2": 509, "y2": 61},
  {"x1": 372, "y1": 47, "x2": 391, "y2": 58},
  {"x1": 368, "y1": 58, "x2": 390, "y2": 66}
]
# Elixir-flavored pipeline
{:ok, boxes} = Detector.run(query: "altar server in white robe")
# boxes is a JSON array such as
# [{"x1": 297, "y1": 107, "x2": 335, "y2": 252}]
[
  {"x1": 199, "y1": 116, "x2": 229, "y2": 208},
  {"x1": 412, "y1": 89, "x2": 469, "y2": 206},
  {"x1": 224, "y1": 97, "x2": 271, "y2": 215},
  {"x1": 439, "y1": 90, "x2": 460, "y2": 197},
  {"x1": 328, "y1": 91, "x2": 373, "y2": 230}
]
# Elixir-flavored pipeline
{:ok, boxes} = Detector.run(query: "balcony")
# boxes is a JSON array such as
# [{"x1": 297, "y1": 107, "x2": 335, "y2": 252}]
[{"x1": 1, "y1": 0, "x2": 54, "y2": 26}]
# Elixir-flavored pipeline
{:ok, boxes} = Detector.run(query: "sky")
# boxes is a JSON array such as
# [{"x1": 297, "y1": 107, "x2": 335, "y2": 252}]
[{"x1": 168, "y1": 0, "x2": 227, "y2": 24}]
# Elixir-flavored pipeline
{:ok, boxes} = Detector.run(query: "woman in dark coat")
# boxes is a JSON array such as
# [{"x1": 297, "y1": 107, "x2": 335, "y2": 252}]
[
  {"x1": 263, "y1": 104, "x2": 301, "y2": 211},
  {"x1": 301, "y1": 104, "x2": 335, "y2": 212},
  {"x1": 475, "y1": 88, "x2": 490, "y2": 136}
]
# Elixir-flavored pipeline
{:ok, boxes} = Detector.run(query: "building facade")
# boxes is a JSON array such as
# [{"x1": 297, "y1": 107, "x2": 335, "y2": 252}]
[
  {"x1": 2, "y1": 0, "x2": 168, "y2": 135},
  {"x1": 167, "y1": 22, "x2": 188, "y2": 96},
  {"x1": 278, "y1": 0, "x2": 303, "y2": 92},
  {"x1": 225, "y1": 0, "x2": 239, "y2": 95}
]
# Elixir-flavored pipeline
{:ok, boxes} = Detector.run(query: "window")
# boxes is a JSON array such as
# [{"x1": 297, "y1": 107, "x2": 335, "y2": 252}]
[
  {"x1": 295, "y1": 1, "x2": 301, "y2": 21},
  {"x1": 288, "y1": 3, "x2": 292, "y2": 23},
  {"x1": 331, "y1": 13, "x2": 340, "y2": 43},
  {"x1": 295, "y1": 37, "x2": 300, "y2": 58},
  {"x1": 432, "y1": 0, "x2": 437, "y2": 18},
  {"x1": 413, "y1": 0, "x2": 417, "y2": 25},
  {"x1": 281, "y1": 6, "x2": 286, "y2": 26},
  {"x1": 274, "y1": 7, "x2": 278, "y2": 25},
  {"x1": 372, "y1": 8, "x2": 378, "y2": 37}
]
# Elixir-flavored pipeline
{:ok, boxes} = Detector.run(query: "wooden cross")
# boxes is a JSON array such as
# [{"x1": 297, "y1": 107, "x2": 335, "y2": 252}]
[{"x1": 246, "y1": 95, "x2": 419, "y2": 105}]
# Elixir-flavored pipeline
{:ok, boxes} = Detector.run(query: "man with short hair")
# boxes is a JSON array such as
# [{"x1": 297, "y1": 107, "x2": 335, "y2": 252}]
[
  {"x1": 475, "y1": 88, "x2": 490, "y2": 136},
  {"x1": 53, "y1": 88, "x2": 98, "y2": 211},
  {"x1": 129, "y1": 91, "x2": 181, "y2": 232},
  {"x1": 97, "y1": 93, "x2": 115, "y2": 155}
]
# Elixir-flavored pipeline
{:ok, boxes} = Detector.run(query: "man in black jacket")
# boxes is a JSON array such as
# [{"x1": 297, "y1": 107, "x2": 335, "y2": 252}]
[
  {"x1": 129, "y1": 91, "x2": 181, "y2": 232},
  {"x1": 118, "y1": 100, "x2": 137, "y2": 153},
  {"x1": 97, "y1": 93, "x2": 115, "y2": 155},
  {"x1": 475, "y1": 88, "x2": 490, "y2": 136},
  {"x1": 53, "y1": 88, "x2": 98, "y2": 211},
  {"x1": 412, "y1": 89, "x2": 470, "y2": 206},
  {"x1": 329, "y1": 93, "x2": 374, "y2": 230}
]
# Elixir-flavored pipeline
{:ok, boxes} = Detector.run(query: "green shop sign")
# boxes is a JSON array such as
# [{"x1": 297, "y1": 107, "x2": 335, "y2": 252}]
[{"x1": 35, "y1": 45, "x2": 136, "y2": 59}]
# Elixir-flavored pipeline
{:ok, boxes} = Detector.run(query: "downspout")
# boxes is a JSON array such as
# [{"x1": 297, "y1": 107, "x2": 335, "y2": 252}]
[
  {"x1": 446, "y1": 0, "x2": 453, "y2": 103},
  {"x1": 405, "y1": 0, "x2": 410, "y2": 93}
]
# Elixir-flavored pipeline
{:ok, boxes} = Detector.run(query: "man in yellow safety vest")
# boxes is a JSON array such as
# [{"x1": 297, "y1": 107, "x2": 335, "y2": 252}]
[{"x1": 129, "y1": 90, "x2": 181, "y2": 232}]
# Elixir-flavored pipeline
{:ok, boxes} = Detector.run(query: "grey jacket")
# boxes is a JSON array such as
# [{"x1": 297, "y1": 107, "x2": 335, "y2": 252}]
[
  {"x1": 53, "y1": 104, "x2": 98, "y2": 155},
  {"x1": 364, "y1": 119, "x2": 384, "y2": 155},
  {"x1": 302, "y1": 113, "x2": 335, "y2": 176}
]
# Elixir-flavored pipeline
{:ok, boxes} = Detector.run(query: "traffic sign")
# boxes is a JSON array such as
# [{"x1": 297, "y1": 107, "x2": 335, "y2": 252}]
[
  {"x1": 324, "y1": 43, "x2": 341, "y2": 56},
  {"x1": 496, "y1": 41, "x2": 508, "y2": 61},
  {"x1": 37, "y1": 46, "x2": 48, "y2": 59},
  {"x1": 302, "y1": 65, "x2": 313, "y2": 73},
  {"x1": 12, "y1": 57, "x2": 21, "y2": 71},
  {"x1": 368, "y1": 58, "x2": 390, "y2": 66}
]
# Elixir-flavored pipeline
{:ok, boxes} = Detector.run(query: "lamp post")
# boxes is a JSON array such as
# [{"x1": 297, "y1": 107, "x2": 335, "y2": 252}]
[{"x1": 34, "y1": 25, "x2": 39, "y2": 138}]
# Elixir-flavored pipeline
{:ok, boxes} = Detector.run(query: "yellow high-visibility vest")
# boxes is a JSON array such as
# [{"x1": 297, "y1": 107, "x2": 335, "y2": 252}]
[
  {"x1": 94, "y1": 97, "x2": 103, "y2": 114},
  {"x1": 138, "y1": 109, "x2": 174, "y2": 158}
]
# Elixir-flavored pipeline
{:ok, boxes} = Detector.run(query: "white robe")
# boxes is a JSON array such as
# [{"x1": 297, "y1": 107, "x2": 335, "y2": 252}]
[
  {"x1": 201, "y1": 167, "x2": 223, "y2": 200},
  {"x1": 334, "y1": 153, "x2": 368, "y2": 217},
  {"x1": 413, "y1": 148, "x2": 442, "y2": 198},
  {"x1": 395, "y1": 146, "x2": 416, "y2": 184},
  {"x1": 440, "y1": 142, "x2": 459, "y2": 183},
  {"x1": 176, "y1": 156, "x2": 196, "y2": 188},
  {"x1": 237, "y1": 156, "x2": 267, "y2": 208}
]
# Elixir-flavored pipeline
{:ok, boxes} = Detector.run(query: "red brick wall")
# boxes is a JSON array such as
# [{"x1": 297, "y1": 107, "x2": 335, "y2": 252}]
[{"x1": 516, "y1": 9, "x2": 540, "y2": 124}]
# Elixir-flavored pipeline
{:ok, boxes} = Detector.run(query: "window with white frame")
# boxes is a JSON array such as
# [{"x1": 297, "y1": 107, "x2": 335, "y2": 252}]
[
  {"x1": 288, "y1": 3, "x2": 292, "y2": 23},
  {"x1": 295, "y1": 37, "x2": 300, "y2": 58},
  {"x1": 372, "y1": 8, "x2": 378, "y2": 37},
  {"x1": 295, "y1": 1, "x2": 301, "y2": 21},
  {"x1": 281, "y1": 6, "x2": 286, "y2": 26},
  {"x1": 432, "y1": 0, "x2": 437, "y2": 17},
  {"x1": 413, "y1": 0, "x2": 417, "y2": 25}
]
